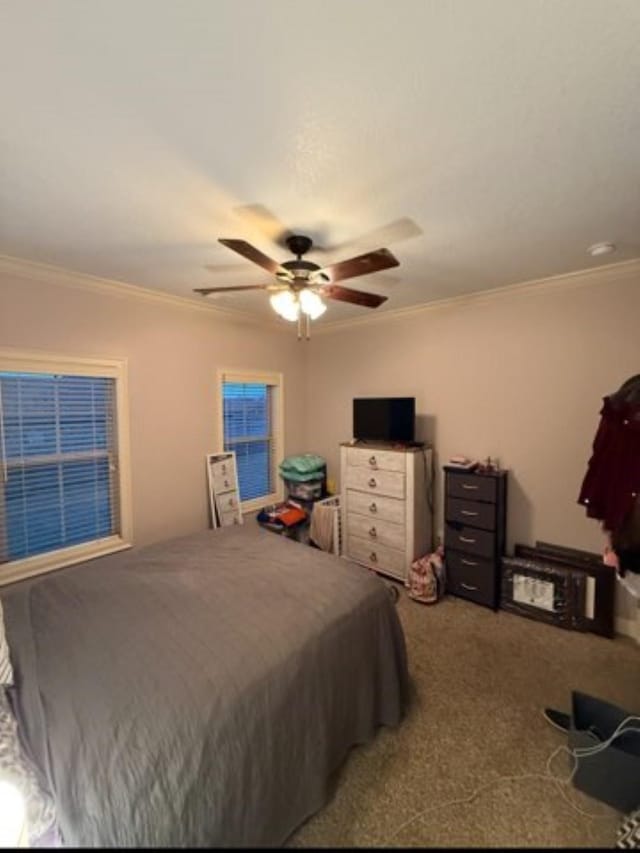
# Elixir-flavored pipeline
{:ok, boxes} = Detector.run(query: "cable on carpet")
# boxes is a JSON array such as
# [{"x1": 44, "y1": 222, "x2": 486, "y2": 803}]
[{"x1": 386, "y1": 715, "x2": 640, "y2": 844}]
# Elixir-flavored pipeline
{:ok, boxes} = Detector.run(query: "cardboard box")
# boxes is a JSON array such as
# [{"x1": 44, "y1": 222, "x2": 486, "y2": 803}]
[{"x1": 500, "y1": 542, "x2": 615, "y2": 637}]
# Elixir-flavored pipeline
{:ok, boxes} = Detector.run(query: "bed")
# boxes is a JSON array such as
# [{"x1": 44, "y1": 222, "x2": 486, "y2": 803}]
[{"x1": 1, "y1": 524, "x2": 408, "y2": 847}]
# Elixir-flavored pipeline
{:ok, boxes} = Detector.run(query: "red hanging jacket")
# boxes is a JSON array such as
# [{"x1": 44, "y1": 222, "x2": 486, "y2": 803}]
[{"x1": 578, "y1": 393, "x2": 640, "y2": 534}]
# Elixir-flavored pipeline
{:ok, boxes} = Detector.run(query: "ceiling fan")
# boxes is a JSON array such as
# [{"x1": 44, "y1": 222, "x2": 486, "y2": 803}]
[{"x1": 194, "y1": 234, "x2": 399, "y2": 339}]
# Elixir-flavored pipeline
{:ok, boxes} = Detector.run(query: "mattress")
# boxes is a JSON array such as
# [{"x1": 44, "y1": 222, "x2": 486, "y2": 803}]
[{"x1": 2, "y1": 524, "x2": 408, "y2": 846}]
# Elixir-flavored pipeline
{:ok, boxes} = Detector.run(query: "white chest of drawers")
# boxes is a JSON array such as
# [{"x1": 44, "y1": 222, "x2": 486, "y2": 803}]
[{"x1": 340, "y1": 443, "x2": 433, "y2": 583}]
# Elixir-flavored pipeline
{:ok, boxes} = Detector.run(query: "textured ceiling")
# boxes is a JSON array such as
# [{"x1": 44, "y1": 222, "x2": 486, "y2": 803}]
[{"x1": 1, "y1": 0, "x2": 639, "y2": 325}]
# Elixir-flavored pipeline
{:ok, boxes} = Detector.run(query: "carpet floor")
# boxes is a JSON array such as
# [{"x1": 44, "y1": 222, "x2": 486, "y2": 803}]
[{"x1": 288, "y1": 586, "x2": 640, "y2": 848}]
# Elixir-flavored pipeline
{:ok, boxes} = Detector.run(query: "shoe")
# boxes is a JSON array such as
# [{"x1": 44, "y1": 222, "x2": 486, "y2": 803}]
[{"x1": 543, "y1": 707, "x2": 571, "y2": 733}]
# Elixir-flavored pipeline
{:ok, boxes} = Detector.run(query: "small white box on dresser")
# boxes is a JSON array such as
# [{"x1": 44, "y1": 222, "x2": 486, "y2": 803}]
[{"x1": 340, "y1": 442, "x2": 433, "y2": 584}]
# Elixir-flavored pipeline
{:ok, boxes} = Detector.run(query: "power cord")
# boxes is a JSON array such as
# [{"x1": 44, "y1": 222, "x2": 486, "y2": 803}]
[
  {"x1": 386, "y1": 715, "x2": 640, "y2": 844},
  {"x1": 422, "y1": 447, "x2": 434, "y2": 520}
]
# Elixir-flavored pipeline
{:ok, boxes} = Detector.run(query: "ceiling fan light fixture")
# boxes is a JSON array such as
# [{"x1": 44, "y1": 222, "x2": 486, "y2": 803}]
[
  {"x1": 270, "y1": 290, "x2": 300, "y2": 322},
  {"x1": 200, "y1": 230, "x2": 399, "y2": 336},
  {"x1": 299, "y1": 289, "x2": 326, "y2": 320}
]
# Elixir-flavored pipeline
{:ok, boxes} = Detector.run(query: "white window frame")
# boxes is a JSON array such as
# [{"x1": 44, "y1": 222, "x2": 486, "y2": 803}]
[
  {"x1": 216, "y1": 369, "x2": 284, "y2": 513},
  {"x1": 0, "y1": 348, "x2": 133, "y2": 585}
]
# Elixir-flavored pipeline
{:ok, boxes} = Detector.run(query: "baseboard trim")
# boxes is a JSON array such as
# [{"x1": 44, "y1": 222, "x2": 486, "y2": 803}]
[{"x1": 615, "y1": 615, "x2": 640, "y2": 644}]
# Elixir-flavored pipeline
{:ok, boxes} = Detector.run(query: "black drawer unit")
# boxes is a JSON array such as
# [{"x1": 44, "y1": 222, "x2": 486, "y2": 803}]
[{"x1": 444, "y1": 466, "x2": 507, "y2": 609}]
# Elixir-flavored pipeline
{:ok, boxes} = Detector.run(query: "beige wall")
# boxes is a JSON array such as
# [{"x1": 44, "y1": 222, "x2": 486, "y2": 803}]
[
  {"x1": 2, "y1": 260, "x2": 638, "y2": 561},
  {"x1": 0, "y1": 266, "x2": 308, "y2": 548},
  {"x1": 306, "y1": 264, "x2": 640, "y2": 557}
]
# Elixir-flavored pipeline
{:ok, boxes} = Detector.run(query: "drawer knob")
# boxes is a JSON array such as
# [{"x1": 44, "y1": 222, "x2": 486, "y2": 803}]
[
  {"x1": 369, "y1": 502, "x2": 378, "y2": 513},
  {"x1": 224, "y1": 479, "x2": 230, "y2": 488},
  {"x1": 370, "y1": 552, "x2": 378, "y2": 563},
  {"x1": 462, "y1": 484, "x2": 478, "y2": 490},
  {"x1": 461, "y1": 582, "x2": 478, "y2": 591},
  {"x1": 369, "y1": 455, "x2": 377, "y2": 467},
  {"x1": 461, "y1": 558, "x2": 479, "y2": 567},
  {"x1": 461, "y1": 509, "x2": 478, "y2": 517},
  {"x1": 222, "y1": 465, "x2": 227, "y2": 473},
  {"x1": 369, "y1": 527, "x2": 377, "y2": 538},
  {"x1": 459, "y1": 535, "x2": 476, "y2": 544},
  {"x1": 368, "y1": 477, "x2": 377, "y2": 488}
]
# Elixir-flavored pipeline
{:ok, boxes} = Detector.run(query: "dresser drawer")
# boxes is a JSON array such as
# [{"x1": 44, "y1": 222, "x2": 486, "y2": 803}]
[
  {"x1": 446, "y1": 550, "x2": 496, "y2": 606},
  {"x1": 347, "y1": 513, "x2": 404, "y2": 550},
  {"x1": 346, "y1": 446, "x2": 406, "y2": 473},
  {"x1": 445, "y1": 523, "x2": 495, "y2": 559},
  {"x1": 446, "y1": 497, "x2": 495, "y2": 531},
  {"x1": 447, "y1": 473, "x2": 496, "y2": 503},
  {"x1": 345, "y1": 466, "x2": 405, "y2": 500},
  {"x1": 346, "y1": 489, "x2": 405, "y2": 525},
  {"x1": 346, "y1": 535, "x2": 405, "y2": 579}
]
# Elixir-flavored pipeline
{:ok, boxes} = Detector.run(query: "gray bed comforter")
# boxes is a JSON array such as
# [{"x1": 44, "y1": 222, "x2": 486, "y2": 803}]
[{"x1": 2, "y1": 525, "x2": 408, "y2": 847}]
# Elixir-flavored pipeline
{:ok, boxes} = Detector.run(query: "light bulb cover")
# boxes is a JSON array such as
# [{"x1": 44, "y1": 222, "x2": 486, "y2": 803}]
[
  {"x1": 587, "y1": 242, "x2": 616, "y2": 257},
  {"x1": 299, "y1": 289, "x2": 327, "y2": 319},
  {"x1": 270, "y1": 290, "x2": 300, "y2": 322}
]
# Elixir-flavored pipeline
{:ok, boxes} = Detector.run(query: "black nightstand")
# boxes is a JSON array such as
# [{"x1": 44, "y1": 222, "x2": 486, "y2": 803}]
[{"x1": 443, "y1": 466, "x2": 508, "y2": 609}]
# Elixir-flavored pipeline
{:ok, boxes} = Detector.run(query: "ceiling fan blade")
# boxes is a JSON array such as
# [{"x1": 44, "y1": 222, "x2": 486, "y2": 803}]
[
  {"x1": 232, "y1": 205, "x2": 331, "y2": 253},
  {"x1": 203, "y1": 262, "x2": 252, "y2": 275},
  {"x1": 313, "y1": 248, "x2": 399, "y2": 284},
  {"x1": 218, "y1": 239, "x2": 292, "y2": 278},
  {"x1": 232, "y1": 204, "x2": 293, "y2": 247},
  {"x1": 322, "y1": 218, "x2": 422, "y2": 256},
  {"x1": 320, "y1": 284, "x2": 388, "y2": 308},
  {"x1": 193, "y1": 284, "x2": 272, "y2": 295}
]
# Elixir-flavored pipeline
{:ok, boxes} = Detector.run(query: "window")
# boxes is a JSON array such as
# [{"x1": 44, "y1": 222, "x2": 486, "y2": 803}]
[
  {"x1": 0, "y1": 350, "x2": 132, "y2": 584},
  {"x1": 218, "y1": 370, "x2": 283, "y2": 511}
]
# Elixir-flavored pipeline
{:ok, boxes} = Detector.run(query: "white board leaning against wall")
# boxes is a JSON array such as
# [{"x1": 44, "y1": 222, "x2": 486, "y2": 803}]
[{"x1": 205, "y1": 452, "x2": 243, "y2": 529}]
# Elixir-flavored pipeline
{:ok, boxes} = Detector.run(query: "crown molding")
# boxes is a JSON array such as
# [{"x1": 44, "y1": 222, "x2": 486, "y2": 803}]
[
  {"x1": 3, "y1": 252, "x2": 639, "y2": 337},
  {"x1": 314, "y1": 257, "x2": 640, "y2": 335},
  {"x1": 0, "y1": 253, "x2": 281, "y2": 329}
]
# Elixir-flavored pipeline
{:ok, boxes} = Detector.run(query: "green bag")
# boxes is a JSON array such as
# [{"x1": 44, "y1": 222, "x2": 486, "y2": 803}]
[
  {"x1": 279, "y1": 454, "x2": 326, "y2": 482},
  {"x1": 279, "y1": 468, "x2": 323, "y2": 483}
]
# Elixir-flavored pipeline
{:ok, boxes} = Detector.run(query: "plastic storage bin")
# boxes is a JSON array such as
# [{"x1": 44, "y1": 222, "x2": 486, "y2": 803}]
[{"x1": 284, "y1": 478, "x2": 324, "y2": 500}]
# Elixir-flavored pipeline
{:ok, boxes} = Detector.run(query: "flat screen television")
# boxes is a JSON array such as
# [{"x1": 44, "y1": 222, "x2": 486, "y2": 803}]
[{"x1": 353, "y1": 397, "x2": 415, "y2": 443}]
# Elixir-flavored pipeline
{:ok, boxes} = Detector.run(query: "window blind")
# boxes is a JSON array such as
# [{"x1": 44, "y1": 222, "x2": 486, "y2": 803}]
[
  {"x1": 0, "y1": 372, "x2": 120, "y2": 564},
  {"x1": 222, "y1": 382, "x2": 273, "y2": 502}
]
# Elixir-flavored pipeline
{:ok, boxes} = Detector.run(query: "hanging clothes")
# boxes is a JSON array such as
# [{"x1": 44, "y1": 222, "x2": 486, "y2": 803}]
[{"x1": 578, "y1": 375, "x2": 640, "y2": 572}]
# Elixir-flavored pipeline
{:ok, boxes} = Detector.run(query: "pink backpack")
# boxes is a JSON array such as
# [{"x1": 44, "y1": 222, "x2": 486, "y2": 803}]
[{"x1": 406, "y1": 545, "x2": 446, "y2": 604}]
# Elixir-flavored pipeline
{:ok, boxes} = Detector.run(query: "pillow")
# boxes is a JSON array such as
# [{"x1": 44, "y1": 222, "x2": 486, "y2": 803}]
[
  {"x1": 0, "y1": 688, "x2": 58, "y2": 846},
  {"x1": 0, "y1": 599, "x2": 14, "y2": 685}
]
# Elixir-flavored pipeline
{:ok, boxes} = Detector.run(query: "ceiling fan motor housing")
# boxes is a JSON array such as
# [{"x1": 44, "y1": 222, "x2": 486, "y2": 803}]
[
  {"x1": 279, "y1": 259, "x2": 322, "y2": 284},
  {"x1": 285, "y1": 234, "x2": 313, "y2": 258},
  {"x1": 279, "y1": 236, "x2": 325, "y2": 282}
]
